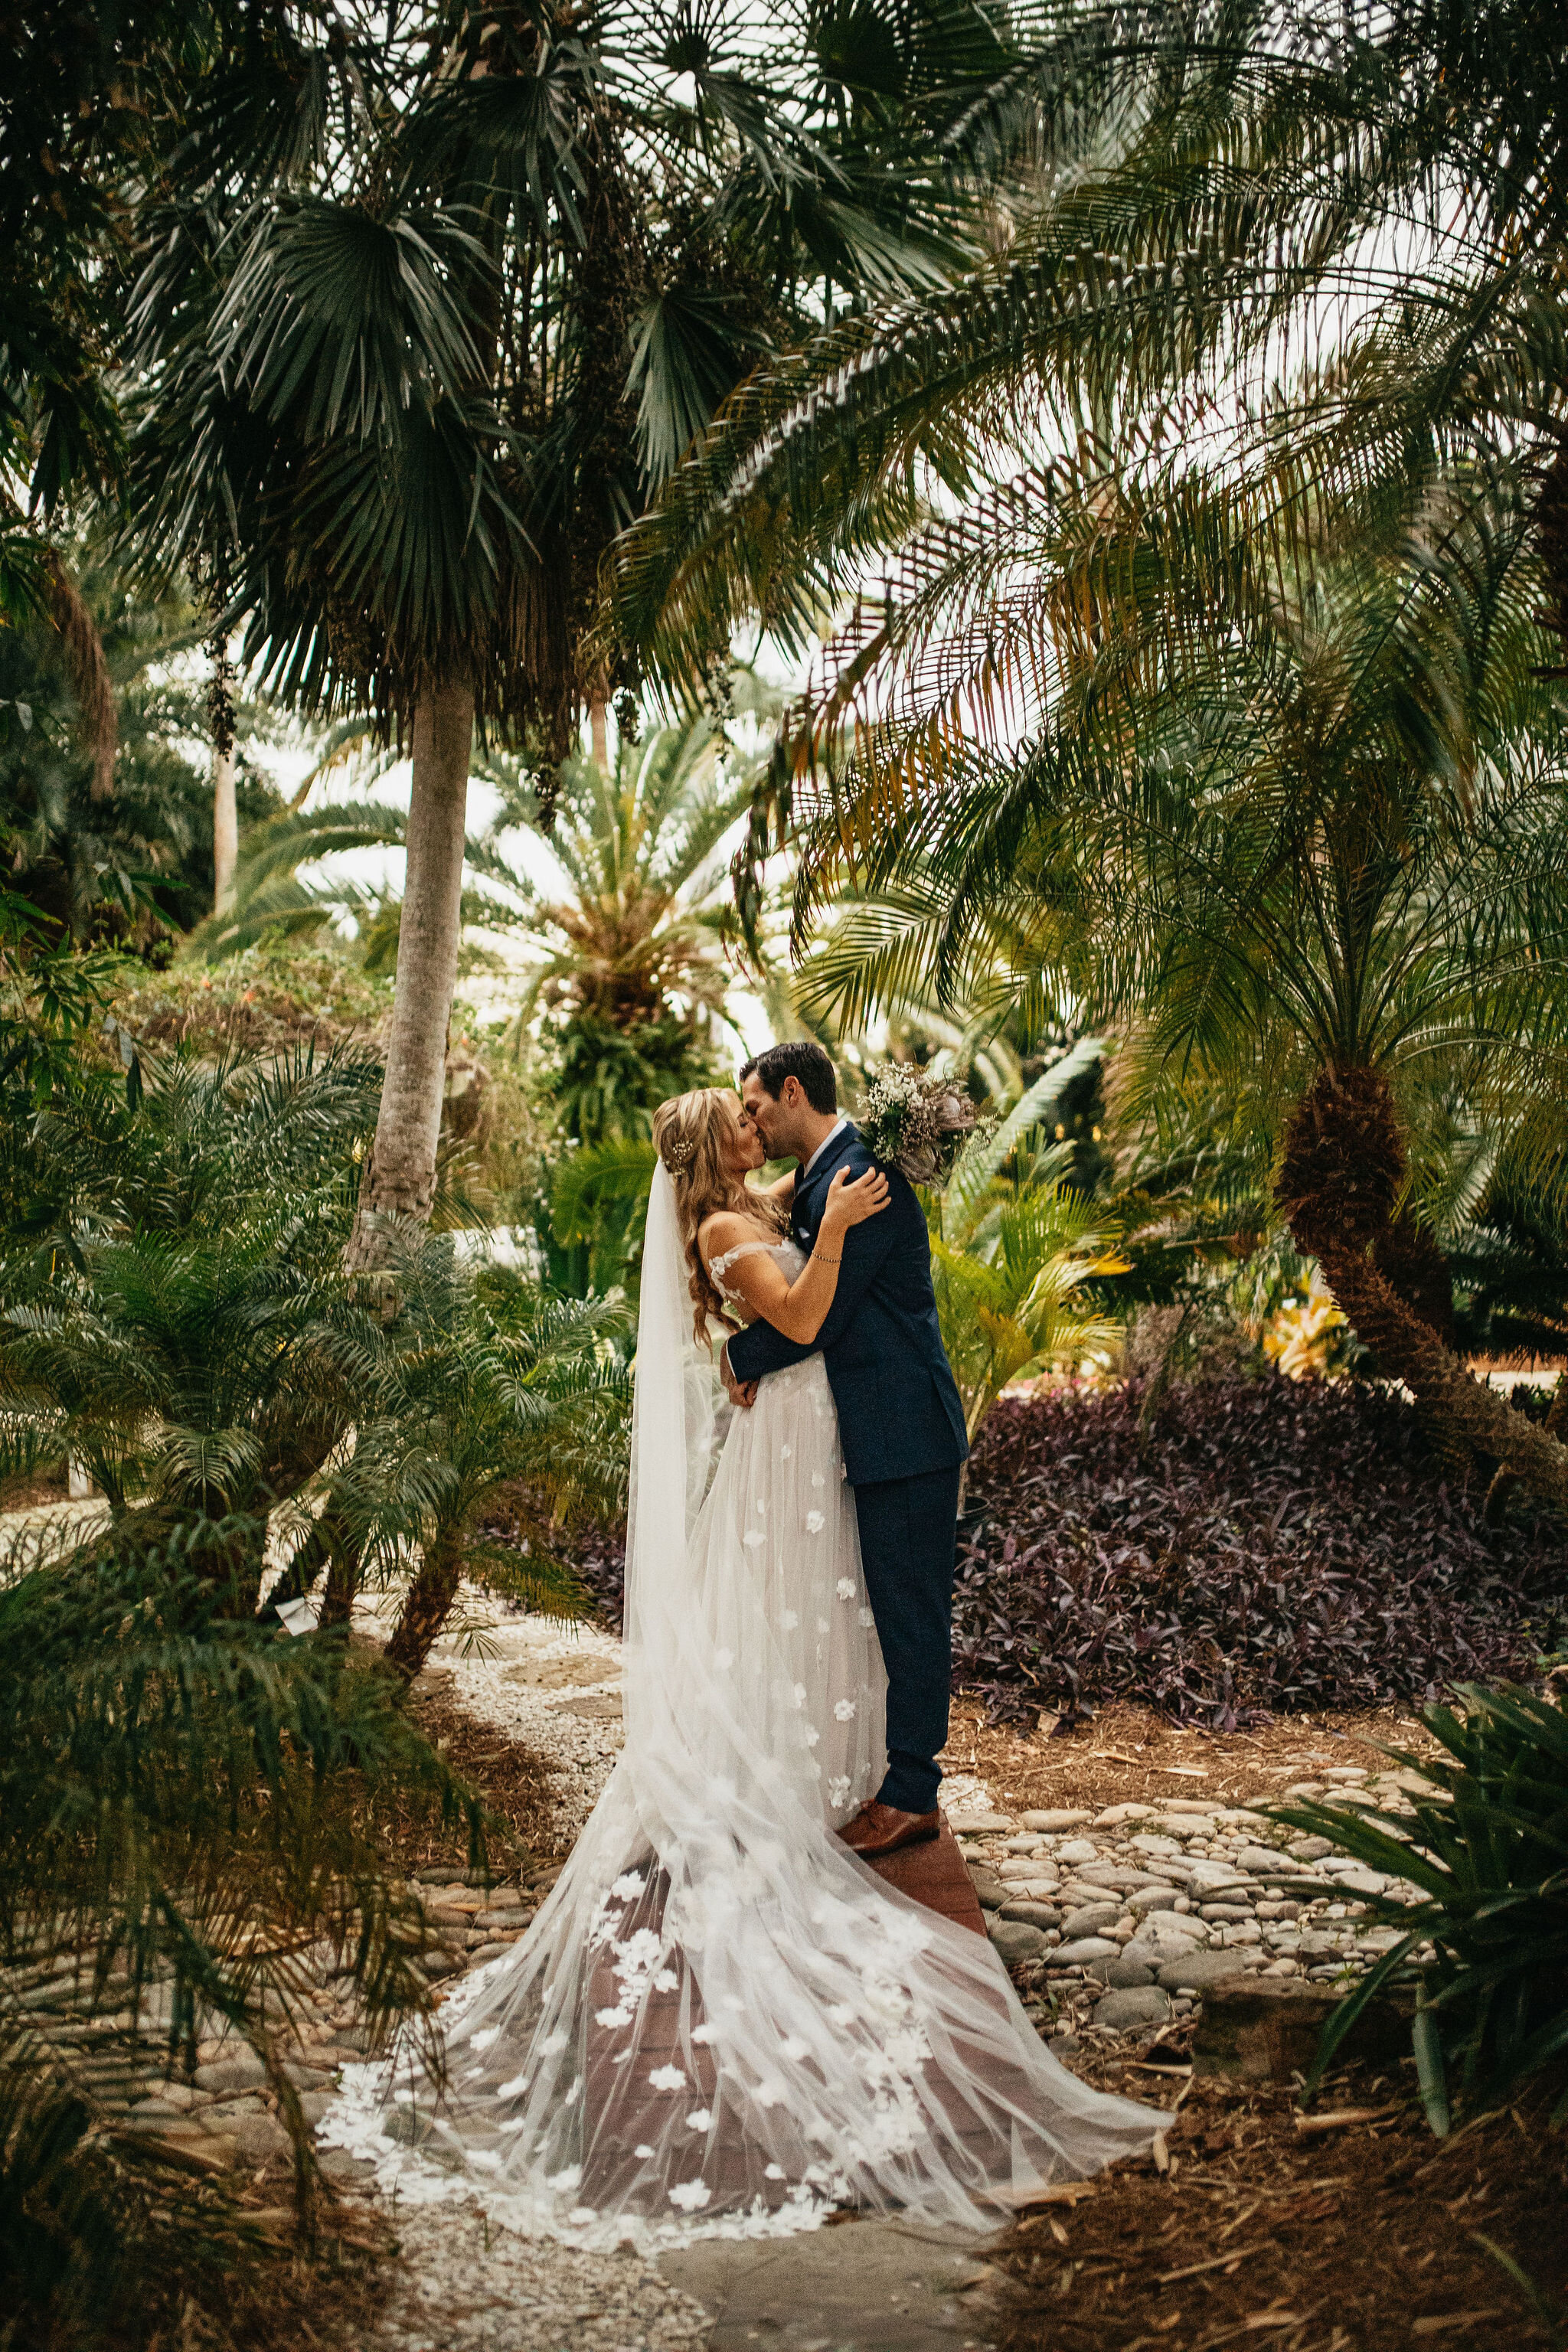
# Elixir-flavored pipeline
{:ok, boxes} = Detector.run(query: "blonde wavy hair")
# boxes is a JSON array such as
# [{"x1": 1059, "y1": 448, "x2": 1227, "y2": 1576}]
[{"x1": 652, "y1": 1087, "x2": 786, "y2": 1347}]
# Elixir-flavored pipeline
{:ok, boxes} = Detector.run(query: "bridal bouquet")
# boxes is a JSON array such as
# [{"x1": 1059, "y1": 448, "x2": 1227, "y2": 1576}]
[{"x1": 855, "y1": 1063, "x2": 985, "y2": 1191}]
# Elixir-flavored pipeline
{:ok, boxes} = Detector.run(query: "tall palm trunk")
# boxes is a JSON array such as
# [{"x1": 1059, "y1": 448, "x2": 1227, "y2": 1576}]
[
  {"x1": 345, "y1": 680, "x2": 473, "y2": 1271},
  {"x1": 210, "y1": 628, "x2": 238, "y2": 912},
  {"x1": 1278, "y1": 1065, "x2": 1568, "y2": 1515},
  {"x1": 212, "y1": 740, "x2": 238, "y2": 910}
]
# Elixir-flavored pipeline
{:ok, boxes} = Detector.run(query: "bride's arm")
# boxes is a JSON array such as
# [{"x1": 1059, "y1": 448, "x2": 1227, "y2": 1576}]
[{"x1": 701, "y1": 1168, "x2": 889, "y2": 1345}]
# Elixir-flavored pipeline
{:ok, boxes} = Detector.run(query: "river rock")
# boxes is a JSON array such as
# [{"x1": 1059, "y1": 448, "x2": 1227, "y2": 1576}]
[
  {"x1": 1061, "y1": 1902, "x2": 1122, "y2": 1939},
  {"x1": 1057, "y1": 1840, "x2": 1101, "y2": 1864},
  {"x1": 1094, "y1": 1987, "x2": 1172, "y2": 2031},
  {"x1": 1020, "y1": 1811, "x2": 1090, "y2": 1832},
  {"x1": 1156, "y1": 1946, "x2": 1250, "y2": 1992},
  {"x1": 194, "y1": 2051, "x2": 266, "y2": 2095},
  {"x1": 1089, "y1": 1954, "x2": 1155, "y2": 1989},
  {"x1": 1236, "y1": 1846, "x2": 1298, "y2": 1880},
  {"x1": 1076, "y1": 1864, "x2": 1161, "y2": 1893},
  {"x1": 1128, "y1": 1886, "x2": 1180, "y2": 1918},
  {"x1": 968, "y1": 1867, "x2": 1008, "y2": 1910},
  {"x1": 1051, "y1": 1936, "x2": 1120, "y2": 1965},
  {"x1": 1000, "y1": 1902, "x2": 1061, "y2": 1929},
  {"x1": 988, "y1": 1919, "x2": 1050, "y2": 1966},
  {"x1": 1139, "y1": 1909, "x2": 1207, "y2": 1949}
]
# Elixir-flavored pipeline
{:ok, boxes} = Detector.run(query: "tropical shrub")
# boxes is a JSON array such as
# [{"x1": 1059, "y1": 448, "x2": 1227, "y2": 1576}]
[
  {"x1": 328, "y1": 1250, "x2": 632, "y2": 1679},
  {"x1": 953, "y1": 1380, "x2": 1568, "y2": 1730},
  {"x1": 929, "y1": 1139, "x2": 1122, "y2": 1466},
  {"x1": 0, "y1": 1515, "x2": 481, "y2": 2347},
  {"x1": 1280, "y1": 1685, "x2": 1568, "y2": 2132},
  {"x1": 0, "y1": 1041, "x2": 381, "y2": 1604}
]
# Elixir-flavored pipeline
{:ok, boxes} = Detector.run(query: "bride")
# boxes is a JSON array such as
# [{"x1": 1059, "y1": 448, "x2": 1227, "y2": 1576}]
[{"x1": 325, "y1": 1087, "x2": 1154, "y2": 2245}]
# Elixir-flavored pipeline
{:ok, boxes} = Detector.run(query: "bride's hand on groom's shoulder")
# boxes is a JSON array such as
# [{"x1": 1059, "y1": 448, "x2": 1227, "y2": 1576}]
[
  {"x1": 718, "y1": 1338, "x2": 759, "y2": 1410},
  {"x1": 824, "y1": 1163, "x2": 890, "y2": 1230}
]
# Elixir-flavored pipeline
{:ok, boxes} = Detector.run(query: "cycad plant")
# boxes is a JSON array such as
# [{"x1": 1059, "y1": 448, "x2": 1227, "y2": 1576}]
[
  {"x1": 0, "y1": 1513, "x2": 483, "y2": 2347},
  {"x1": 929, "y1": 1076, "x2": 1122, "y2": 1478},
  {"x1": 0, "y1": 1040, "x2": 383, "y2": 1605},
  {"x1": 1278, "y1": 1683, "x2": 1568, "y2": 2135},
  {"x1": 333, "y1": 1249, "x2": 632, "y2": 1678}
]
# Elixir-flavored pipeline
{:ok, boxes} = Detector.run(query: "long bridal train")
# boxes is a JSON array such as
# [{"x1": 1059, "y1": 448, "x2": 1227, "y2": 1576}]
[{"x1": 321, "y1": 1170, "x2": 1154, "y2": 2246}]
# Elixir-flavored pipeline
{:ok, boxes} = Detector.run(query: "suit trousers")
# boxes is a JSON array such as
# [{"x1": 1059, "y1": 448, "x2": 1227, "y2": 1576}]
[{"x1": 851, "y1": 1463, "x2": 962, "y2": 1815}]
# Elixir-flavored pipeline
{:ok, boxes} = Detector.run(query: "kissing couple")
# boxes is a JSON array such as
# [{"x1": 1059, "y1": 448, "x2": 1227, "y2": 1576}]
[{"x1": 325, "y1": 1042, "x2": 1153, "y2": 2244}]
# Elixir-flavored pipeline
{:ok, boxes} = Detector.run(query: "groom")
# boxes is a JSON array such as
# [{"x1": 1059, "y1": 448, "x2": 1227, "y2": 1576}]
[{"x1": 721, "y1": 1041, "x2": 969, "y2": 1859}]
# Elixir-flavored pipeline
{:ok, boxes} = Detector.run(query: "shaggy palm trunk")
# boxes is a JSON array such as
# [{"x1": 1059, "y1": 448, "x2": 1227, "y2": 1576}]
[
  {"x1": 1485, "y1": 1381, "x2": 1567, "y2": 1524},
  {"x1": 46, "y1": 555, "x2": 116, "y2": 800},
  {"x1": 1279, "y1": 1066, "x2": 1568, "y2": 1516},
  {"x1": 344, "y1": 681, "x2": 473, "y2": 1270},
  {"x1": 385, "y1": 1527, "x2": 464, "y2": 1680}
]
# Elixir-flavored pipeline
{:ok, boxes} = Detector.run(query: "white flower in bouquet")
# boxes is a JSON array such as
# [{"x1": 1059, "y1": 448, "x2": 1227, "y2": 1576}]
[{"x1": 854, "y1": 1064, "x2": 985, "y2": 1189}]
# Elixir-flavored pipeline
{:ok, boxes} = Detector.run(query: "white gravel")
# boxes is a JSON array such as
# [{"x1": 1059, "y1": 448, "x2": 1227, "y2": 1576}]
[
  {"x1": 368, "y1": 2197, "x2": 711, "y2": 2351},
  {"x1": 357, "y1": 1583, "x2": 626, "y2": 1848}
]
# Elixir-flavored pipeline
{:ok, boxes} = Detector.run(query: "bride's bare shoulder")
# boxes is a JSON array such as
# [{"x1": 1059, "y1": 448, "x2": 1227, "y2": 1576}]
[{"x1": 697, "y1": 1208, "x2": 754, "y2": 1261}]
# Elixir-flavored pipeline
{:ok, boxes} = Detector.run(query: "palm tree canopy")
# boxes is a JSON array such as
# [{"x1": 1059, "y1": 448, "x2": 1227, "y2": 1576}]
[{"x1": 120, "y1": 0, "x2": 1005, "y2": 750}]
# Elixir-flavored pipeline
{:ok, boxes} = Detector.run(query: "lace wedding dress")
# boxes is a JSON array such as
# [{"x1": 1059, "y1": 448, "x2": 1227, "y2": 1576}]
[{"x1": 322, "y1": 1169, "x2": 1154, "y2": 2246}]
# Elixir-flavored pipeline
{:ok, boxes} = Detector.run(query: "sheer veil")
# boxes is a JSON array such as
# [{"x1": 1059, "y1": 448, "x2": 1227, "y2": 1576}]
[{"x1": 321, "y1": 1165, "x2": 1155, "y2": 2246}]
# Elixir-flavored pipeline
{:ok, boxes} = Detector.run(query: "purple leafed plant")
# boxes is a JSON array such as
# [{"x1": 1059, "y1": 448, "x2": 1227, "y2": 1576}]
[{"x1": 952, "y1": 1377, "x2": 1568, "y2": 1730}]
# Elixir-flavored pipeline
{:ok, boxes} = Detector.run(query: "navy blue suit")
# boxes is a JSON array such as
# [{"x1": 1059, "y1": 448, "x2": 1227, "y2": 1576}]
[{"x1": 726, "y1": 1122, "x2": 968, "y2": 1811}]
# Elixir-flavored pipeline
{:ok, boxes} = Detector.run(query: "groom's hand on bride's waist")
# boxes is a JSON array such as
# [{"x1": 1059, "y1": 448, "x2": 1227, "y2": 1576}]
[{"x1": 719, "y1": 1340, "x2": 759, "y2": 1410}]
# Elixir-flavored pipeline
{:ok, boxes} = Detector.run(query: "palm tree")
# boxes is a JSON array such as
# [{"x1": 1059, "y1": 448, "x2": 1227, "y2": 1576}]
[
  {"x1": 774, "y1": 504, "x2": 1568, "y2": 1505},
  {"x1": 0, "y1": 544, "x2": 282, "y2": 946},
  {"x1": 606, "y1": 0, "x2": 1568, "y2": 1508},
  {"x1": 122, "y1": 0, "x2": 998, "y2": 1271},
  {"x1": 207, "y1": 683, "x2": 767, "y2": 1122},
  {"x1": 611, "y1": 0, "x2": 1568, "y2": 694}
]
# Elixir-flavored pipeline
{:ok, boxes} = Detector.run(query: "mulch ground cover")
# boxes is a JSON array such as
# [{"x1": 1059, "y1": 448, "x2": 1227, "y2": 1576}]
[
  {"x1": 940, "y1": 1697, "x2": 1446, "y2": 1815},
  {"x1": 397, "y1": 1678, "x2": 560, "y2": 1874},
  {"x1": 994, "y1": 2043, "x2": 1568, "y2": 2352}
]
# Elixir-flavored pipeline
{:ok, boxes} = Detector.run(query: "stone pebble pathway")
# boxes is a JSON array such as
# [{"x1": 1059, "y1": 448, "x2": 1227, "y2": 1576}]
[{"x1": 952, "y1": 1766, "x2": 1433, "y2": 2045}]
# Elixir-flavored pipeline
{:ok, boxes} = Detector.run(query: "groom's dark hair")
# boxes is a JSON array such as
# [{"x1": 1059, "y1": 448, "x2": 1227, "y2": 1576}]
[{"x1": 740, "y1": 1040, "x2": 838, "y2": 1116}]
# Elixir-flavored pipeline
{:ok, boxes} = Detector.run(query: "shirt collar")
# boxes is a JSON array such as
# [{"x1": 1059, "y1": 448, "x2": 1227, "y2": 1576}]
[{"x1": 802, "y1": 1116, "x2": 850, "y2": 1180}]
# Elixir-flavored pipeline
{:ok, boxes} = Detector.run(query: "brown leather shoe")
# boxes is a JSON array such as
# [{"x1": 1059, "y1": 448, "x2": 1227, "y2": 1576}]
[{"x1": 838, "y1": 1801, "x2": 940, "y2": 1859}]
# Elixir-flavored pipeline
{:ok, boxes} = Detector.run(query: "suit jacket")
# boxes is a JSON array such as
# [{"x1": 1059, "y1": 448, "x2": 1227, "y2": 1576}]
[{"x1": 725, "y1": 1122, "x2": 968, "y2": 1488}]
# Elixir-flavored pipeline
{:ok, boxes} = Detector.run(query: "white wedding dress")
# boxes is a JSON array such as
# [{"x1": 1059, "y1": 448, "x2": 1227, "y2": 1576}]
[{"x1": 322, "y1": 1170, "x2": 1153, "y2": 2246}]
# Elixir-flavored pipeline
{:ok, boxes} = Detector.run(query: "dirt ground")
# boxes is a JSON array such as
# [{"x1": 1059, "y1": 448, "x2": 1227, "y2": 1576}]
[
  {"x1": 942, "y1": 1697, "x2": 1446, "y2": 1815},
  {"x1": 992, "y1": 2041, "x2": 1568, "y2": 2352},
  {"x1": 397, "y1": 1681, "x2": 560, "y2": 1873}
]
